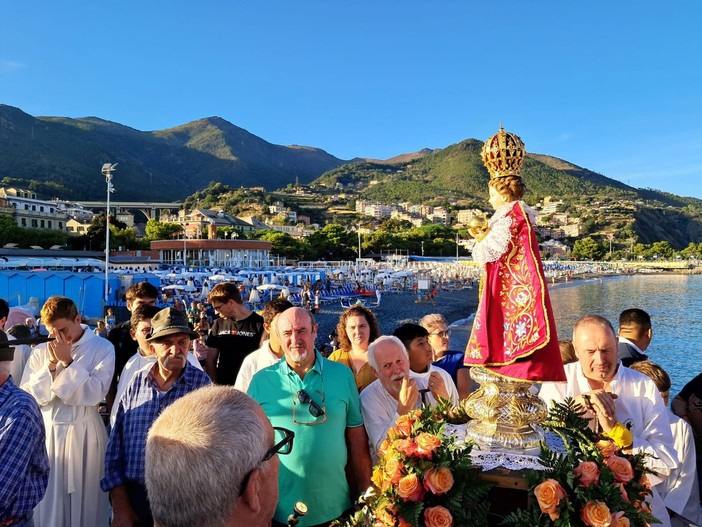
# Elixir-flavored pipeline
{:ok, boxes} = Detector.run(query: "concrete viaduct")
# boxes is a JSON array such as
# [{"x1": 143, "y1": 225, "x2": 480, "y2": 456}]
[{"x1": 78, "y1": 201, "x2": 182, "y2": 222}]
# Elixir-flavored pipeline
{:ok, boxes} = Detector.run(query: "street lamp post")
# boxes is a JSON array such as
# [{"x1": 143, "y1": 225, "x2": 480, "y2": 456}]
[
  {"x1": 421, "y1": 241, "x2": 424, "y2": 256},
  {"x1": 357, "y1": 227, "x2": 362, "y2": 259},
  {"x1": 455, "y1": 233, "x2": 460, "y2": 259},
  {"x1": 101, "y1": 163, "x2": 117, "y2": 305},
  {"x1": 356, "y1": 225, "x2": 362, "y2": 278}
]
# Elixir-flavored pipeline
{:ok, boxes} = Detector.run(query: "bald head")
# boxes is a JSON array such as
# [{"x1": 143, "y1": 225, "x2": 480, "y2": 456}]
[{"x1": 572, "y1": 315, "x2": 619, "y2": 387}]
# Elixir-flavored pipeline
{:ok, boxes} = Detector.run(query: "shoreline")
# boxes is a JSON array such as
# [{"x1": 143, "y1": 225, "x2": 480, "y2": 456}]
[{"x1": 312, "y1": 288, "x2": 479, "y2": 348}]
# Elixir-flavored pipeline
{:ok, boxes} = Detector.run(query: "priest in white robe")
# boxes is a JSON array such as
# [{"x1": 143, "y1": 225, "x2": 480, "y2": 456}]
[{"x1": 21, "y1": 296, "x2": 114, "y2": 527}]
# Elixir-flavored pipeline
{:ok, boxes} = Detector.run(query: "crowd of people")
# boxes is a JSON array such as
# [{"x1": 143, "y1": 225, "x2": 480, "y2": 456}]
[{"x1": 0, "y1": 282, "x2": 701, "y2": 527}]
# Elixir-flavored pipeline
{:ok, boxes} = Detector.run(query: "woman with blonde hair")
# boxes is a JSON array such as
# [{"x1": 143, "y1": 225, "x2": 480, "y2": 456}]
[{"x1": 329, "y1": 304, "x2": 380, "y2": 393}]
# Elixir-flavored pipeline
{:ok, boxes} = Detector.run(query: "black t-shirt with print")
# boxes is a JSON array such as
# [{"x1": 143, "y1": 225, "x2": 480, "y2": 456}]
[{"x1": 206, "y1": 312, "x2": 264, "y2": 385}]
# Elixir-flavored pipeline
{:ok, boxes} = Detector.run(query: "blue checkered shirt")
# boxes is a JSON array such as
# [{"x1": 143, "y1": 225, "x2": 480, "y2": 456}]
[
  {"x1": 101, "y1": 364, "x2": 211, "y2": 491},
  {"x1": 0, "y1": 377, "x2": 49, "y2": 521}
]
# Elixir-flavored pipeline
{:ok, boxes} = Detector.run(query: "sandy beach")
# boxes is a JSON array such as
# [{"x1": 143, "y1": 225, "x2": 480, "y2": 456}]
[{"x1": 311, "y1": 288, "x2": 479, "y2": 347}]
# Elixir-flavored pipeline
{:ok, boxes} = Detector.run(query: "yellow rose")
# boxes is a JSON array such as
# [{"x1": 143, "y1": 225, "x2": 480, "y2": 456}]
[
  {"x1": 607, "y1": 455, "x2": 634, "y2": 483},
  {"x1": 533, "y1": 479, "x2": 566, "y2": 520},
  {"x1": 580, "y1": 500, "x2": 612, "y2": 527},
  {"x1": 396, "y1": 473, "x2": 425, "y2": 502},
  {"x1": 384, "y1": 456, "x2": 404, "y2": 484},
  {"x1": 574, "y1": 461, "x2": 601, "y2": 487},
  {"x1": 423, "y1": 467, "x2": 454, "y2": 495},
  {"x1": 423, "y1": 505, "x2": 454, "y2": 527},
  {"x1": 371, "y1": 466, "x2": 384, "y2": 488},
  {"x1": 610, "y1": 511, "x2": 631, "y2": 527}
]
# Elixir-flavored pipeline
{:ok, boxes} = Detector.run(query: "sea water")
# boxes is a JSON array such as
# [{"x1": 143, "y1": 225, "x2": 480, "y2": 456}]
[
  {"x1": 548, "y1": 273, "x2": 701, "y2": 396},
  {"x1": 450, "y1": 274, "x2": 701, "y2": 396}
]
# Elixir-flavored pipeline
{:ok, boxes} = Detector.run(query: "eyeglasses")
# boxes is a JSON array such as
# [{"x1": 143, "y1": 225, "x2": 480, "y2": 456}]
[
  {"x1": 211, "y1": 302, "x2": 225, "y2": 311},
  {"x1": 429, "y1": 330, "x2": 451, "y2": 339},
  {"x1": 238, "y1": 427, "x2": 294, "y2": 496},
  {"x1": 293, "y1": 389, "x2": 326, "y2": 425}
]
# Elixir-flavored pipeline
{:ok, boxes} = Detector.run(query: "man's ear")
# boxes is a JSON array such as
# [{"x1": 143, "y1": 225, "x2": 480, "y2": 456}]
[
  {"x1": 130, "y1": 328, "x2": 137, "y2": 342},
  {"x1": 240, "y1": 467, "x2": 263, "y2": 514}
]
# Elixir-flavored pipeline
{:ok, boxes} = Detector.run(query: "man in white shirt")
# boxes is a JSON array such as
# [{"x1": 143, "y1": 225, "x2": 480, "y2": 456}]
[
  {"x1": 540, "y1": 314, "x2": 677, "y2": 527},
  {"x1": 234, "y1": 298, "x2": 292, "y2": 393},
  {"x1": 393, "y1": 323, "x2": 459, "y2": 405},
  {"x1": 109, "y1": 304, "x2": 203, "y2": 427},
  {"x1": 630, "y1": 361, "x2": 702, "y2": 527},
  {"x1": 360, "y1": 336, "x2": 444, "y2": 462}
]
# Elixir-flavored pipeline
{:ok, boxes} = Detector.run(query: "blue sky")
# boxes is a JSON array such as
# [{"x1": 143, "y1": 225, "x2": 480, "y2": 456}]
[{"x1": 1, "y1": 1, "x2": 701, "y2": 197}]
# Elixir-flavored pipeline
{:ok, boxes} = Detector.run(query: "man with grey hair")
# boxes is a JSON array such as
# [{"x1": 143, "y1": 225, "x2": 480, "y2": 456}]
[
  {"x1": 146, "y1": 385, "x2": 293, "y2": 527},
  {"x1": 539, "y1": 314, "x2": 678, "y2": 527},
  {"x1": 360, "y1": 335, "x2": 444, "y2": 462},
  {"x1": 0, "y1": 331, "x2": 50, "y2": 526}
]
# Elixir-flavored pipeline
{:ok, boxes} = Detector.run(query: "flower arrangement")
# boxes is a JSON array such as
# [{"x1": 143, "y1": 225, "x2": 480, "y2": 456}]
[
  {"x1": 333, "y1": 401, "x2": 492, "y2": 527},
  {"x1": 503, "y1": 398, "x2": 659, "y2": 527}
]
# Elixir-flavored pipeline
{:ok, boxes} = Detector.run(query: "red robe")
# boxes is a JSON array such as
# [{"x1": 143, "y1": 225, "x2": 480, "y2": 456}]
[{"x1": 464, "y1": 201, "x2": 566, "y2": 382}]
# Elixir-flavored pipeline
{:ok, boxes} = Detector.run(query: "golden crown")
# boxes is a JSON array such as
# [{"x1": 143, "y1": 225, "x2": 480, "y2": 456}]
[{"x1": 481, "y1": 126, "x2": 526, "y2": 179}]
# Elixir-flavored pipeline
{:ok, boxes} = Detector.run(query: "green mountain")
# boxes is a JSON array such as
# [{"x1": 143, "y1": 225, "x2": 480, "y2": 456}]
[
  {"x1": 0, "y1": 105, "x2": 345, "y2": 201},
  {"x1": 312, "y1": 140, "x2": 702, "y2": 249},
  {"x1": 3, "y1": 103, "x2": 702, "y2": 249}
]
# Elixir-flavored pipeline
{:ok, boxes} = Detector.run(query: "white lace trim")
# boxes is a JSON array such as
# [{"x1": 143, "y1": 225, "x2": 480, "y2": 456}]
[
  {"x1": 471, "y1": 201, "x2": 536, "y2": 266},
  {"x1": 445, "y1": 423, "x2": 566, "y2": 471},
  {"x1": 471, "y1": 204, "x2": 513, "y2": 265}
]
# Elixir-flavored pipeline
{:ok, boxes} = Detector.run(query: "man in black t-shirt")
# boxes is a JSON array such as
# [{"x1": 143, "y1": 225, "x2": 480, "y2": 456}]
[{"x1": 206, "y1": 283, "x2": 264, "y2": 385}]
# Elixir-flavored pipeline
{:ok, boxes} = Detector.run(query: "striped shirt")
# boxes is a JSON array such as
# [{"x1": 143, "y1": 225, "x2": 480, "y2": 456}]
[
  {"x1": 0, "y1": 377, "x2": 49, "y2": 521},
  {"x1": 101, "y1": 364, "x2": 211, "y2": 491}
]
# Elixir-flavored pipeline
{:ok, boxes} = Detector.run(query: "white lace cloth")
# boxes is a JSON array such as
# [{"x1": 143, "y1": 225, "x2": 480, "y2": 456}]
[
  {"x1": 471, "y1": 201, "x2": 537, "y2": 266},
  {"x1": 444, "y1": 423, "x2": 566, "y2": 471}
]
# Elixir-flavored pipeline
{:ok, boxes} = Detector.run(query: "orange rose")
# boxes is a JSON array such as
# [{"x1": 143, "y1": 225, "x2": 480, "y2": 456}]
[
  {"x1": 580, "y1": 500, "x2": 612, "y2": 527},
  {"x1": 615, "y1": 482, "x2": 630, "y2": 503},
  {"x1": 574, "y1": 461, "x2": 601, "y2": 487},
  {"x1": 596, "y1": 438, "x2": 620, "y2": 458},
  {"x1": 397, "y1": 473, "x2": 425, "y2": 502},
  {"x1": 423, "y1": 506, "x2": 454, "y2": 527},
  {"x1": 610, "y1": 511, "x2": 631, "y2": 527},
  {"x1": 533, "y1": 479, "x2": 566, "y2": 520},
  {"x1": 423, "y1": 467, "x2": 454, "y2": 495},
  {"x1": 394, "y1": 413, "x2": 417, "y2": 438},
  {"x1": 607, "y1": 455, "x2": 634, "y2": 483},
  {"x1": 415, "y1": 432, "x2": 442, "y2": 459},
  {"x1": 395, "y1": 438, "x2": 418, "y2": 457}
]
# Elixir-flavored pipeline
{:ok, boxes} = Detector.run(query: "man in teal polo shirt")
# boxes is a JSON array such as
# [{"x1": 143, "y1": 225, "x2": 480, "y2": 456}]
[{"x1": 248, "y1": 307, "x2": 372, "y2": 527}]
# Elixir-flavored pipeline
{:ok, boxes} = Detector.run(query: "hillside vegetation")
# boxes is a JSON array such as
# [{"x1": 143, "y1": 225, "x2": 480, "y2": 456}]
[{"x1": 0, "y1": 105, "x2": 344, "y2": 201}]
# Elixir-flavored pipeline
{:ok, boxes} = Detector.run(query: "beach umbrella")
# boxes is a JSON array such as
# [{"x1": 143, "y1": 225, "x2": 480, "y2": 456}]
[{"x1": 256, "y1": 284, "x2": 282, "y2": 291}]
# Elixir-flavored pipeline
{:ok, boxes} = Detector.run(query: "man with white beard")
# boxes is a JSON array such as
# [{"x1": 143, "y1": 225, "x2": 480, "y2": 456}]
[
  {"x1": 359, "y1": 336, "x2": 444, "y2": 462},
  {"x1": 247, "y1": 307, "x2": 371, "y2": 527}
]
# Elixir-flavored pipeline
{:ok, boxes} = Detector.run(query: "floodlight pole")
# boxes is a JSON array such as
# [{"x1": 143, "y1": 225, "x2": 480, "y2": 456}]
[{"x1": 102, "y1": 163, "x2": 117, "y2": 305}]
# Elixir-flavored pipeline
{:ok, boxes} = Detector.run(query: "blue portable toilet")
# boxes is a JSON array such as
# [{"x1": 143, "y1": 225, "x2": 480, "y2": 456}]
[{"x1": 7, "y1": 273, "x2": 27, "y2": 306}]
